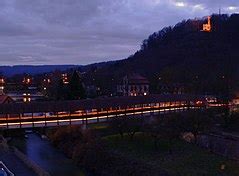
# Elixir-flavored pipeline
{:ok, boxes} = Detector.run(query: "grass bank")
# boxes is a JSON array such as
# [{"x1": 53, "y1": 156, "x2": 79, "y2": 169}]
[{"x1": 103, "y1": 133, "x2": 239, "y2": 176}]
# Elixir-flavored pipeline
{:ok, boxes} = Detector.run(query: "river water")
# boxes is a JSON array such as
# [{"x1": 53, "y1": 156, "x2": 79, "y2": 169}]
[{"x1": 13, "y1": 133, "x2": 87, "y2": 176}]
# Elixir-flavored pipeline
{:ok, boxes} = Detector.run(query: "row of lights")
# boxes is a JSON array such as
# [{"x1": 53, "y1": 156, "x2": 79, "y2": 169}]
[
  {"x1": 23, "y1": 93, "x2": 31, "y2": 102},
  {"x1": 130, "y1": 92, "x2": 147, "y2": 96}
]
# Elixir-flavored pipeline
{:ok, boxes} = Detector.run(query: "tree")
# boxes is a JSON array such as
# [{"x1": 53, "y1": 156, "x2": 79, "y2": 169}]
[
  {"x1": 145, "y1": 114, "x2": 182, "y2": 150},
  {"x1": 56, "y1": 79, "x2": 67, "y2": 100},
  {"x1": 109, "y1": 116, "x2": 126, "y2": 138},
  {"x1": 224, "y1": 112, "x2": 239, "y2": 132},
  {"x1": 68, "y1": 71, "x2": 86, "y2": 100},
  {"x1": 124, "y1": 116, "x2": 144, "y2": 140},
  {"x1": 181, "y1": 110, "x2": 213, "y2": 144},
  {"x1": 109, "y1": 115, "x2": 144, "y2": 140}
]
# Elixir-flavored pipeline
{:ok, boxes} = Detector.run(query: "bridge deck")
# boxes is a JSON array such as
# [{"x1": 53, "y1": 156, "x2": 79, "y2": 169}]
[{"x1": 0, "y1": 94, "x2": 206, "y2": 129}]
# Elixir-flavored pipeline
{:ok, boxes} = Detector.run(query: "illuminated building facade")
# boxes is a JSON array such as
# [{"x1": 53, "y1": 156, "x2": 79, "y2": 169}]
[
  {"x1": 42, "y1": 78, "x2": 51, "y2": 93},
  {"x1": 0, "y1": 77, "x2": 5, "y2": 95},
  {"x1": 22, "y1": 76, "x2": 32, "y2": 85},
  {"x1": 117, "y1": 73, "x2": 149, "y2": 96},
  {"x1": 5, "y1": 75, "x2": 45, "y2": 103},
  {"x1": 62, "y1": 73, "x2": 69, "y2": 84}
]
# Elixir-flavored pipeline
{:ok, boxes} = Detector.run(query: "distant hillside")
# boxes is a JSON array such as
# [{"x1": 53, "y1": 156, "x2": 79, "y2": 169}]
[
  {"x1": 0, "y1": 60, "x2": 117, "y2": 77},
  {"x1": 0, "y1": 65, "x2": 78, "y2": 76},
  {"x1": 89, "y1": 14, "x2": 239, "y2": 95}
]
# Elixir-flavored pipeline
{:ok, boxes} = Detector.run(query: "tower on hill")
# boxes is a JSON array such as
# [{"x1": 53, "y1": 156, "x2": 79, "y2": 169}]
[{"x1": 202, "y1": 16, "x2": 212, "y2": 32}]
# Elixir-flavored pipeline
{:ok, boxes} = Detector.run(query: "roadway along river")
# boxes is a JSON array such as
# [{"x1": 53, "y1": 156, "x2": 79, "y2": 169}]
[{"x1": 13, "y1": 132, "x2": 89, "y2": 176}]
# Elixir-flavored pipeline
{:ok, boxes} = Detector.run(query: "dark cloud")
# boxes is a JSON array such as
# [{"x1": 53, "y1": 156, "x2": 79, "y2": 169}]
[{"x1": 0, "y1": 0, "x2": 238, "y2": 65}]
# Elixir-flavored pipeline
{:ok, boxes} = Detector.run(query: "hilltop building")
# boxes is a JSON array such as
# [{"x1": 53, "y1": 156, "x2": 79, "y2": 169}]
[
  {"x1": 117, "y1": 73, "x2": 150, "y2": 96},
  {"x1": 202, "y1": 16, "x2": 212, "y2": 32}
]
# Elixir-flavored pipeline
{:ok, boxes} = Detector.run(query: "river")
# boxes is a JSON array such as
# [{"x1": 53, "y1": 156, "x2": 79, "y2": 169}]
[{"x1": 11, "y1": 132, "x2": 88, "y2": 176}]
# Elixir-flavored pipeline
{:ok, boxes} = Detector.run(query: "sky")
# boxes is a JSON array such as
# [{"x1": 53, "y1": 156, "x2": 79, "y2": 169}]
[{"x1": 0, "y1": 0, "x2": 238, "y2": 65}]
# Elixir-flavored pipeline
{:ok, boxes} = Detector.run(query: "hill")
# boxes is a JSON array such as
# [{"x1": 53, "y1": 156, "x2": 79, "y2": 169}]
[
  {"x1": 89, "y1": 14, "x2": 239, "y2": 96},
  {"x1": 0, "y1": 60, "x2": 116, "y2": 77},
  {"x1": 0, "y1": 65, "x2": 79, "y2": 77}
]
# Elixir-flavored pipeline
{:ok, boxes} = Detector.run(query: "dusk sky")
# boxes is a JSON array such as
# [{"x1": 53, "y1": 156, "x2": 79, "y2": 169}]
[{"x1": 0, "y1": 0, "x2": 238, "y2": 65}]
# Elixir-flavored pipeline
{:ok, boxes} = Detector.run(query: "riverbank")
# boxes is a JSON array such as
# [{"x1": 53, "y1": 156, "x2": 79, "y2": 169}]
[
  {"x1": 46, "y1": 124, "x2": 239, "y2": 176},
  {"x1": 9, "y1": 132, "x2": 87, "y2": 176},
  {"x1": 104, "y1": 133, "x2": 239, "y2": 176},
  {"x1": 0, "y1": 150, "x2": 37, "y2": 176},
  {"x1": 198, "y1": 132, "x2": 239, "y2": 161},
  {"x1": 7, "y1": 119, "x2": 239, "y2": 176},
  {"x1": 0, "y1": 135, "x2": 37, "y2": 176},
  {"x1": 47, "y1": 126, "x2": 166, "y2": 176}
]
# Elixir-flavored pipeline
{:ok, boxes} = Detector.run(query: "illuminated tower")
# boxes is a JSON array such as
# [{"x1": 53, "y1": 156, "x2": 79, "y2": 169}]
[{"x1": 202, "y1": 16, "x2": 211, "y2": 32}]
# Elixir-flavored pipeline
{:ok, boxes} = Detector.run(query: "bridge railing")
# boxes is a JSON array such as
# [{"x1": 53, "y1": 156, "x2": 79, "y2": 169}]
[{"x1": 0, "y1": 100, "x2": 205, "y2": 129}]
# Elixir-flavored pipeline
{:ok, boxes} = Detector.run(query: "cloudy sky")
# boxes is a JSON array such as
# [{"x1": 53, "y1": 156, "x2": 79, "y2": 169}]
[{"x1": 0, "y1": 0, "x2": 238, "y2": 65}]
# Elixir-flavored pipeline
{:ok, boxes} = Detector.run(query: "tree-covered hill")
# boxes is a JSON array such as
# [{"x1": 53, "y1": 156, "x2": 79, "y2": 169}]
[{"x1": 89, "y1": 14, "x2": 239, "y2": 96}]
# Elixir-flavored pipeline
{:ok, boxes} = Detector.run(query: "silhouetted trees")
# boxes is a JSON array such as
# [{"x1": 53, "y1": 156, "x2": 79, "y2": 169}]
[
  {"x1": 144, "y1": 114, "x2": 182, "y2": 150},
  {"x1": 81, "y1": 14, "x2": 239, "y2": 96},
  {"x1": 54, "y1": 70, "x2": 86, "y2": 100},
  {"x1": 68, "y1": 71, "x2": 86, "y2": 100},
  {"x1": 109, "y1": 115, "x2": 144, "y2": 140},
  {"x1": 181, "y1": 110, "x2": 213, "y2": 144}
]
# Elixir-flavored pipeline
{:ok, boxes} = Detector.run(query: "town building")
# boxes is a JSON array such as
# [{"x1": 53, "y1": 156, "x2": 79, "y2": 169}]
[
  {"x1": 62, "y1": 73, "x2": 69, "y2": 84},
  {"x1": 158, "y1": 83, "x2": 186, "y2": 95},
  {"x1": 3, "y1": 75, "x2": 45, "y2": 103},
  {"x1": 117, "y1": 73, "x2": 150, "y2": 96},
  {"x1": 0, "y1": 77, "x2": 5, "y2": 95},
  {"x1": 0, "y1": 95, "x2": 14, "y2": 104}
]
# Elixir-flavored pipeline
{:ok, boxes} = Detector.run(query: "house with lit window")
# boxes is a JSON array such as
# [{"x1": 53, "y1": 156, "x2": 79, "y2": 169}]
[
  {"x1": 4, "y1": 75, "x2": 45, "y2": 103},
  {"x1": 117, "y1": 73, "x2": 150, "y2": 96},
  {"x1": 0, "y1": 77, "x2": 5, "y2": 95}
]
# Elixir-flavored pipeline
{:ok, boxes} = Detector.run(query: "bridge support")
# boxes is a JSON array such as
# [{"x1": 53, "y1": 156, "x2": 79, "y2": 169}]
[
  {"x1": 57, "y1": 112, "x2": 59, "y2": 126},
  {"x1": 97, "y1": 110, "x2": 99, "y2": 123},
  {"x1": 19, "y1": 114, "x2": 22, "y2": 128},
  {"x1": 106, "y1": 109, "x2": 109, "y2": 122},
  {"x1": 69, "y1": 112, "x2": 72, "y2": 127},
  {"x1": 32, "y1": 113, "x2": 34, "y2": 128},
  {"x1": 45, "y1": 112, "x2": 47, "y2": 127},
  {"x1": 6, "y1": 114, "x2": 9, "y2": 129}
]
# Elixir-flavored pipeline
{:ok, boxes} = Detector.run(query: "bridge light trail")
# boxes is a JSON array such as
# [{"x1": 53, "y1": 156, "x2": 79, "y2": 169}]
[
  {"x1": 0, "y1": 104, "x2": 204, "y2": 129},
  {"x1": 1, "y1": 94, "x2": 225, "y2": 129}
]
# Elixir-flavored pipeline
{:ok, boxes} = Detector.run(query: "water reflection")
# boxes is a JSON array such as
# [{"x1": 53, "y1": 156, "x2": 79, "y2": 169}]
[{"x1": 21, "y1": 133, "x2": 85, "y2": 176}]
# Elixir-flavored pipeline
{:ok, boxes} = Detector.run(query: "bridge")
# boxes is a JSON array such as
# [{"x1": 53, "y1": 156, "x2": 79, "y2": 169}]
[{"x1": 0, "y1": 94, "x2": 207, "y2": 129}]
